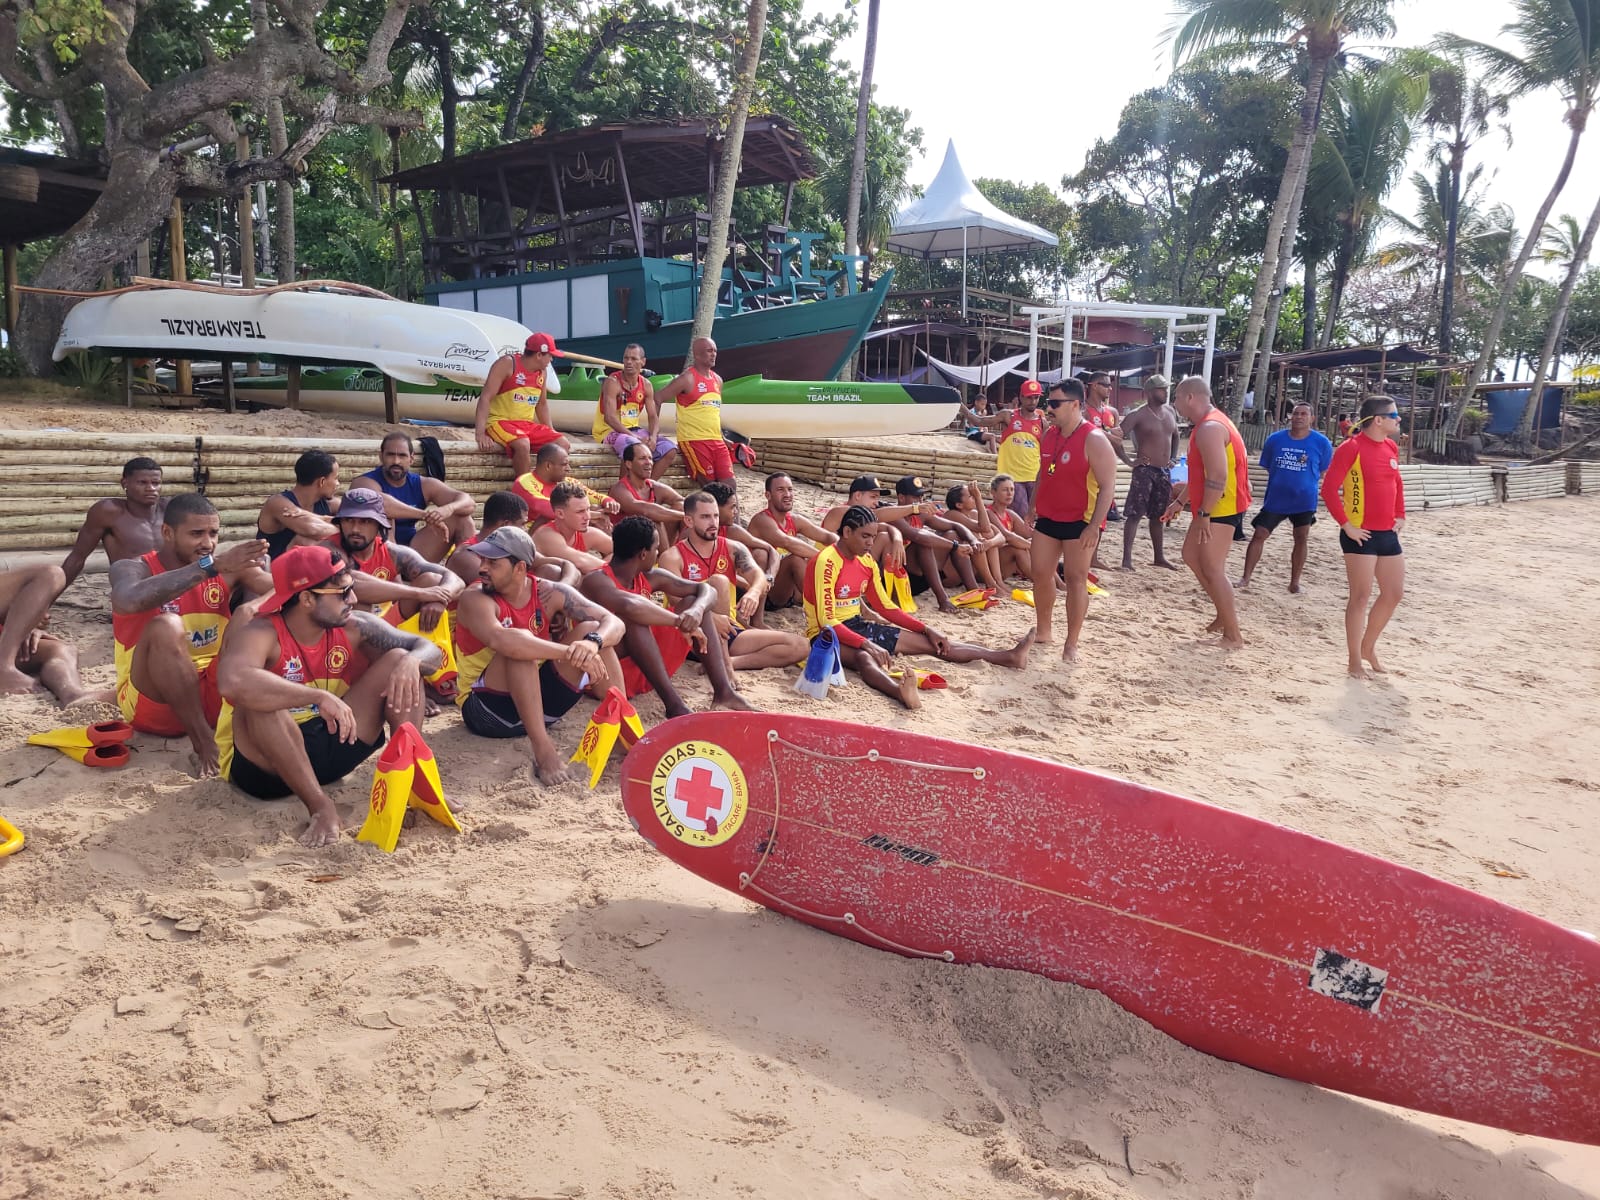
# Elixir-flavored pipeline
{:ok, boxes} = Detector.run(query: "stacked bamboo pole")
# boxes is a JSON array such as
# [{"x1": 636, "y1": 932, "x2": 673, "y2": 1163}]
[{"x1": 1501, "y1": 464, "x2": 1569, "y2": 503}]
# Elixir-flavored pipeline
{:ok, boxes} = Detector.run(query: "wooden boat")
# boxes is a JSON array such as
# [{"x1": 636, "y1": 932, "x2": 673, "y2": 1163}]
[{"x1": 226, "y1": 365, "x2": 960, "y2": 439}]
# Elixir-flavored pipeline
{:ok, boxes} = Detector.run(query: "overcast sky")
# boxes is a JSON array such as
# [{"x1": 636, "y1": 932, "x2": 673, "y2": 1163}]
[{"x1": 811, "y1": 0, "x2": 1599, "y2": 279}]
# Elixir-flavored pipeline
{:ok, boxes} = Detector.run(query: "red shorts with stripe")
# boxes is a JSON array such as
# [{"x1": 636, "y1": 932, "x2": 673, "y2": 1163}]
[
  {"x1": 486, "y1": 419, "x2": 565, "y2": 453},
  {"x1": 619, "y1": 626, "x2": 690, "y2": 697},
  {"x1": 681, "y1": 438, "x2": 734, "y2": 481},
  {"x1": 117, "y1": 657, "x2": 223, "y2": 738}
]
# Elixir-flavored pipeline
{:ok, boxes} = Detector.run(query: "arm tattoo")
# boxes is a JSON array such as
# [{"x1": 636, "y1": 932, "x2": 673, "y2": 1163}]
[
  {"x1": 730, "y1": 541, "x2": 756, "y2": 572},
  {"x1": 350, "y1": 610, "x2": 428, "y2": 655},
  {"x1": 541, "y1": 580, "x2": 608, "y2": 626}
]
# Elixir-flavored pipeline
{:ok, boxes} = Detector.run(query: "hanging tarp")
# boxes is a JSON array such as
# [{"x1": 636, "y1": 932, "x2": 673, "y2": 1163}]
[{"x1": 920, "y1": 350, "x2": 1030, "y2": 387}]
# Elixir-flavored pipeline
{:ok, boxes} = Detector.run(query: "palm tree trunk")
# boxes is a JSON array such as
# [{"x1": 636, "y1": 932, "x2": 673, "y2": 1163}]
[
  {"x1": 1303, "y1": 258, "x2": 1318, "y2": 350},
  {"x1": 1438, "y1": 145, "x2": 1464, "y2": 359},
  {"x1": 1516, "y1": 189, "x2": 1600, "y2": 442},
  {"x1": 1246, "y1": 54, "x2": 1332, "y2": 412},
  {"x1": 838, "y1": 0, "x2": 879, "y2": 383},
  {"x1": 1319, "y1": 227, "x2": 1357, "y2": 349},
  {"x1": 1459, "y1": 120, "x2": 1584, "y2": 424},
  {"x1": 1231, "y1": 55, "x2": 1331, "y2": 411},
  {"x1": 690, "y1": 0, "x2": 770, "y2": 344}
]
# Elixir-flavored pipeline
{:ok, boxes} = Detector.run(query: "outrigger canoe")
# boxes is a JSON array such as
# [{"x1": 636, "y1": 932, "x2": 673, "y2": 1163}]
[{"x1": 226, "y1": 365, "x2": 960, "y2": 439}]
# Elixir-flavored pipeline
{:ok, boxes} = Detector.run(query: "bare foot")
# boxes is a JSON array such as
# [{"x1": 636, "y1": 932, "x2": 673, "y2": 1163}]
[
  {"x1": 1193, "y1": 635, "x2": 1248, "y2": 650},
  {"x1": 712, "y1": 689, "x2": 756, "y2": 712},
  {"x1": 1202, "y1": 616, "x2": 1223, "y2": 634},
  {"x1": 663, "y1": 695, "x2": 693, "y2": 719},
  {"x1": 1288, "y1": 581, "x2": 1302, "y2": 594},
  {"x1": 895, "y1": 669, "x2": 922, "y2": 710},
  {"x1": 1153, "y1": 558, "x2": 1179, "y2": 570},
  {"x1": 192, "y1": 736, "x2": 221, "y2": 779},
  {"x1": 1361, "y1": 647, "x2": 1387, "y2": 674},
  {"x1": 300, "y1": 809, "x2": 343, "y2": 847},
  {"x1": 1000, "y1": 630, "x2": 1037, "y2": 669},
  {"x1": 1347, "y1": 662, "x2": 1369, "y2": 679},
  {"x1": 1034, "y1": 623, "x2": 1055, "y2": 646},
  {"x1": 533, "y1": 748, "x2": 575, "y2": 786},
  {"x1": 1235, "y1": 577, "x2": 1250, "y2": 590},
  {"x1": 1062, "y1": 641, "x2": 1079, "y2": 663},
  {"x1": 1119, "y1": 562, "x2": 1135, "y2": 572},
  {"x1": 62, "y1": 687, "x2": 118, "y2": 708},
  {"x1": 938, "y1": 601, "x2": 959, "y2": 615},
  {"x1": 0, "y1": 665, "x2": 42, "y2": 695}
]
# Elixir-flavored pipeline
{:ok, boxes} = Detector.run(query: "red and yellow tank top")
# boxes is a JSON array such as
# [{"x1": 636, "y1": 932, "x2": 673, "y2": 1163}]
[
  {"x1": 1322, "y1": 434, "x2": 1405, "y2": 530},
  {"x1": 759, "y1": 508, "x2": 798, "y2": 556},
  {"x1": 995, "y1": 410, "x2": 1044, "y2": 483},
  {"x1": 601, "y1": 562, "x2": 653, "y2": 599},
  {"x1": 593, "y1": 372, "x2": 650, "y2": 440},
  {"x1": 216, "y1": 616, "x2": 365, "y2": 779},
  {"x1": 621, "y1": 476, "x2": 656, "y2": 504},
  {"x1": 1188, "y1": 409, "x2": 1252, "y2": 518},
  {"x1": 511, "y1": 472, "x2": 556, "y2": 524},
  {"x1": 675, "y1": 368, "x2": 723, "y2": 442},
  {"x1": 112, "y1": 550, "x2": 231, "y2": 689},
  {"x1": 1035, "y1": 421, "x2": 1098, "y2": 523},
  {"x1": 452, "y1": 583, "x2": 548, "y2": 701},
  {"x1": 328, "y1": 534, "x2": 401, "y2": 622},
  {"x1": 489, "y1": 353, "x2": 547, "y2": 427},
  {"x1": 675, "y1": 533, "x2": 736, "y2": 585}
]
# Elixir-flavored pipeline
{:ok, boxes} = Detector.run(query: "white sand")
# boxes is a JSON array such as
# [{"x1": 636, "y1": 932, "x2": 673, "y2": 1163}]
[{"x1": 1, "y1": 394, "x2": 1596, "y2": 1198}]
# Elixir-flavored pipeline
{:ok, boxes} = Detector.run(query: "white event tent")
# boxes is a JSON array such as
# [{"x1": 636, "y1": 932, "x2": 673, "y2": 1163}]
[{"x1": 886, "y1": 141, "x2": 1058, "y2": 318}]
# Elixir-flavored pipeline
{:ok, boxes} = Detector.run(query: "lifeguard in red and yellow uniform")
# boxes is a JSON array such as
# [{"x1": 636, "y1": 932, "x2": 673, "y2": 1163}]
[
  {"x1": 655, "y1": 337, "x2": 735, "y2": 484},
  {"x1": 474, "y1": 331, "x2": 573, "y2": 478}
]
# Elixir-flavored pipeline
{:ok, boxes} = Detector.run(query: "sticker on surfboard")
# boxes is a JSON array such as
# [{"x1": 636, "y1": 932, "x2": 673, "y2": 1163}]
[{"x1": 650, "y1": 741, "x2": 749, "y2": 848}]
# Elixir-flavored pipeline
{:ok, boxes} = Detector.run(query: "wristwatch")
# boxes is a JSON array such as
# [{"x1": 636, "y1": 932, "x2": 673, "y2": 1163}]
[
  {"x1": 580, "y1": 632, "x2": 605, "y2": 650},
  {"x1": 1199, "y1": 511, "x2": 1213, "y2": 520},
  {"x1": 198, "y1": 553, "x2": 219, "y2": 577}
]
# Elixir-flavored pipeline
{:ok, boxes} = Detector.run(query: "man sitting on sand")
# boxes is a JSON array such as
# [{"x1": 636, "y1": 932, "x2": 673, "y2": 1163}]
[
  {"x1": 453, "y1": 527, "x2": 625, "y2": 785},
  {"x1": 885, "y1": 475, "x2": 984, "y2": 613},
  {"x1": 474, "y1": 331, "x2": 571, "y2": 478},
  {"x1": 512, "y1": 443, "x2": 622, "y2": 529},
  {"x1": 256, "y1": 449, "x2": 341, "y2": 558},
  {"x1": 355, "y1": 432, "x2": 477, "y2": 563},
  {"x1": 594, "y1": 343, "x2": 679, "y2": 479},
  {"x1": 446, "y1": 491, "x2": 581, "y2": 590},
  {"x1": 214, "y1": 545, "x2": 442, "y2": 848},
  {"x1": 0, "y1": 565, "x2": 108, "y2": 703},
  {"x1": 659, "y1": 493, "x2": 809, "y2": 669},
  {"x1": 748, "y1": 471, "x2": 837, "y2": 610},
  {"x1": 61, "y1": 456, "x2": 168, "y2": 590},
  {"x1": 804, "y1": 506, "x2": 1033, "y2": 709},
  {"x1": 580, "y1": 515, "x2": 753, "y2": 716},
  {"x1": 533, "y1": 482, "x2": 614, "y2": 575},
  {"x1": 821, "y1": 475, "x2": 911, "y2": 577},
  {"x1": 110, "y1": 494, "x2": 272, "y2": 776},
  {"x1": 608, "y1": 442, "x2": 685, "y2": 544},
  {"x1": 329, "y1": 488, "x2": 464, "y2": 625}
]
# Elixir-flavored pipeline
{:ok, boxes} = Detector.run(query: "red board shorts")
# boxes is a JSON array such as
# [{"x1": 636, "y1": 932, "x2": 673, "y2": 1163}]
[
  {"x1": 118, "y1": 657, "x2": 223, "y2": 738},
  {"x1": 619, "y1": 626, "x2": 691, "y2": 697},
  {"x1": 681, "y1": 438, "x2": 734, "y2": 481},
  {"x1": 486, "y1": 419, "x2": 565, "y2": 454}
]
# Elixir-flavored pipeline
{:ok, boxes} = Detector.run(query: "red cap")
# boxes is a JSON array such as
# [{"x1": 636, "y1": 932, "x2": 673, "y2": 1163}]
[
  {"x1": 258, "y1": 545, "x2": 344, "y2": 615},
  {"x1": 1019, "y1": 380, "x2": 1044, "y2": 398},
  {"x1": 524, "y1": 332, "x2": 563, "y2": 357}
]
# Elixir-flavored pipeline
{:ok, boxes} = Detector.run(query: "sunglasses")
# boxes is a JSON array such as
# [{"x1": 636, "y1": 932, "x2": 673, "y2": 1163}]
[
  {"x1": 1381, "y1": 411, "x2": 1400, "y2": 419},
  {"x1": 308, "y1": 583, "x2": 356, "y2": 599}
]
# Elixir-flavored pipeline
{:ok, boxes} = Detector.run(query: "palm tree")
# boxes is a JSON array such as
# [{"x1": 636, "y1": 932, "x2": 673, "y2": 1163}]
[
  {"x1": 838, "y1": 0, "x2": 880, "y2": 382},
  {"x1": 1420, "y1": 53, "x2": 1510, "y2": 361},
  {"x1": 1519, "y1": 198, "x2": 1600, "y2": 439},
  {"x1": 1441, "y1": 0, "x2": 1600, "y2": 421},
  {"x1": 1540, "y1": 211, "x2": 1586, "y2": 374},
  {"x1": 691, "y1": 0, "x2": 771, "y2": 343},
  {"x1": 1310, "y1": 61, "x2": 1428, "y2": 346},
  {"x1": 1170, "y1": 0, "x2": 1397, "y2": 413}
]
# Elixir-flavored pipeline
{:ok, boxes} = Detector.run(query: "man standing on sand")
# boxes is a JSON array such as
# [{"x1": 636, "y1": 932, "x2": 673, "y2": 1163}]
[
  {"x1": 1027, "y1": 380, "x2": 1118, "y2": 662},
  {"x1": 355, "y1": 432, "x2": 477, "y2": 563},
  {"x1": 110, "y1": 494, "x2": 273, "y2": 775},
  {"x1": 655, "y1": 336, "x2": 734, "y2": 485},
  {"x1": 60, "y1": 456, "x2": 168, "y2": 589},
  {"x1": 1164, "y1": 377, "x2": 1251, "y2": 648},
  {"x1": 214, "y1": 545, "x2": 441, "y2": 848},
  {"x1": 961, "y1": 379, "x2": 1044, "y2": 521},
  {"x1": 453, "y1": 526, "x2": 626, "y2": 785},
  {"x1": 594, "y1": 343, "x2": 679, "y2": 479},
  {"x1": 474, "y1": 332, "x2": 571, "y2": 479},
  {"x1": 1239, "y1": 402, "x2": 1333, "y2": 594},
  {"x1": 1116, "y1": 375, "x2": 1181, "y2": 571},
  {"x1": 581, "y1": 515, "x2": 754, "y2": 716},
  {"x1": 0, "y1": 565, "x2": 108, "y2": 703}
]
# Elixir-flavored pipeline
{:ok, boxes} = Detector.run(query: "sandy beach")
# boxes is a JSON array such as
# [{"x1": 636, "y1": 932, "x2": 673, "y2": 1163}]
[{"x1": 1, "y1": 394, "x2": 1597, "y2": 1199}]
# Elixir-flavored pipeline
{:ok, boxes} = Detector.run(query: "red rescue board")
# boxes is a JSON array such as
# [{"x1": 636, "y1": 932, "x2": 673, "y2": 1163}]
[{"x1": 619, "y1": 712, "x2": 1600, "y2": 1145}]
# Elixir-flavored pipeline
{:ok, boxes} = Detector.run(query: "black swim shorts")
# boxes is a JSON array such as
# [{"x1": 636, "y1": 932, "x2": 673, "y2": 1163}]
[
  {"x1": 229, "y1": 717, "x2": 385, "y2": 801},
  {"x1": 461, "y1": 662, "x2": 584, "y2": 737},
  {"x1": 1251, "y1": 509, "x2": 1317, "y2": 531},
  {"x1": 1339, "y1": 529, "x2": 1402, "y2": 557}
]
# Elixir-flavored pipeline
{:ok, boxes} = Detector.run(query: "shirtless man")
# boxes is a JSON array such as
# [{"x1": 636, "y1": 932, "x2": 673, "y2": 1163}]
[
  {"x1": 594, "y1": 343, "x2": 678, "y2": 479},
  {"x1": 214, "y1": 544, "x2": 441, "y2": 847},
  {"x1": 329, "y1": 488, "x2": 464, "y2": 627},
  {"x1": 60, "y1": 456, "x2": 167, "y2": 590},
  {"x1": 533, "y1": 481, "x2": 614, "y2": 575},
  {"x1": 474, "y1": 331, "x2": 571, "y2": 479},
  {"x1": 511, "y1": 443, "x2": 621, "y2": 529},
  {"x1": 748, "y1": 471, "x2": 837, "y2": 610},
  {"x1": 355, "y1": 432, "x2": 477, "y2": 563},
  {"x1": 655, "y1": 336, "x2": 734, "y2": 485},
  {"x1": 1116, "y1": 374, "x2": 1181, "y2": 571},
  {"x1": 804, "y1": 505, "x2": 1034, "y2": 708},
  {"x1": 0, "y1": 566, "x2": 106, "y2": 702},
  {"x1": 110, "y1": 493, "x2": 273, "y2": 775},
  {"x1": 446, "y1": 491, "x2": 581, "y2": 591},
  {"x1": 454, "y1": 526, "x2": 626, "y2": 784},
  {"x1": 256, "y1": 449, "x2": 341, "y2": 558},
  {"x1": 608, "y1": 442, "x2": 685, "y2": 544},
  {"x1": 1163, "y1": 377, "x2": 1252, "y2": 648},
  {"x1": 580, "y1": 514, "x2": 753, "y2": 716},
  {"x1": 659, "y1": 492, "x2": 809, "y2": 670}
]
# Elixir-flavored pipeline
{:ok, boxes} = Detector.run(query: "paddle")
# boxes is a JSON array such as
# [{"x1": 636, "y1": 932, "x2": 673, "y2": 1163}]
[{"x1": 559, "y1": 350, "x2": 627, "y2": 371}]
